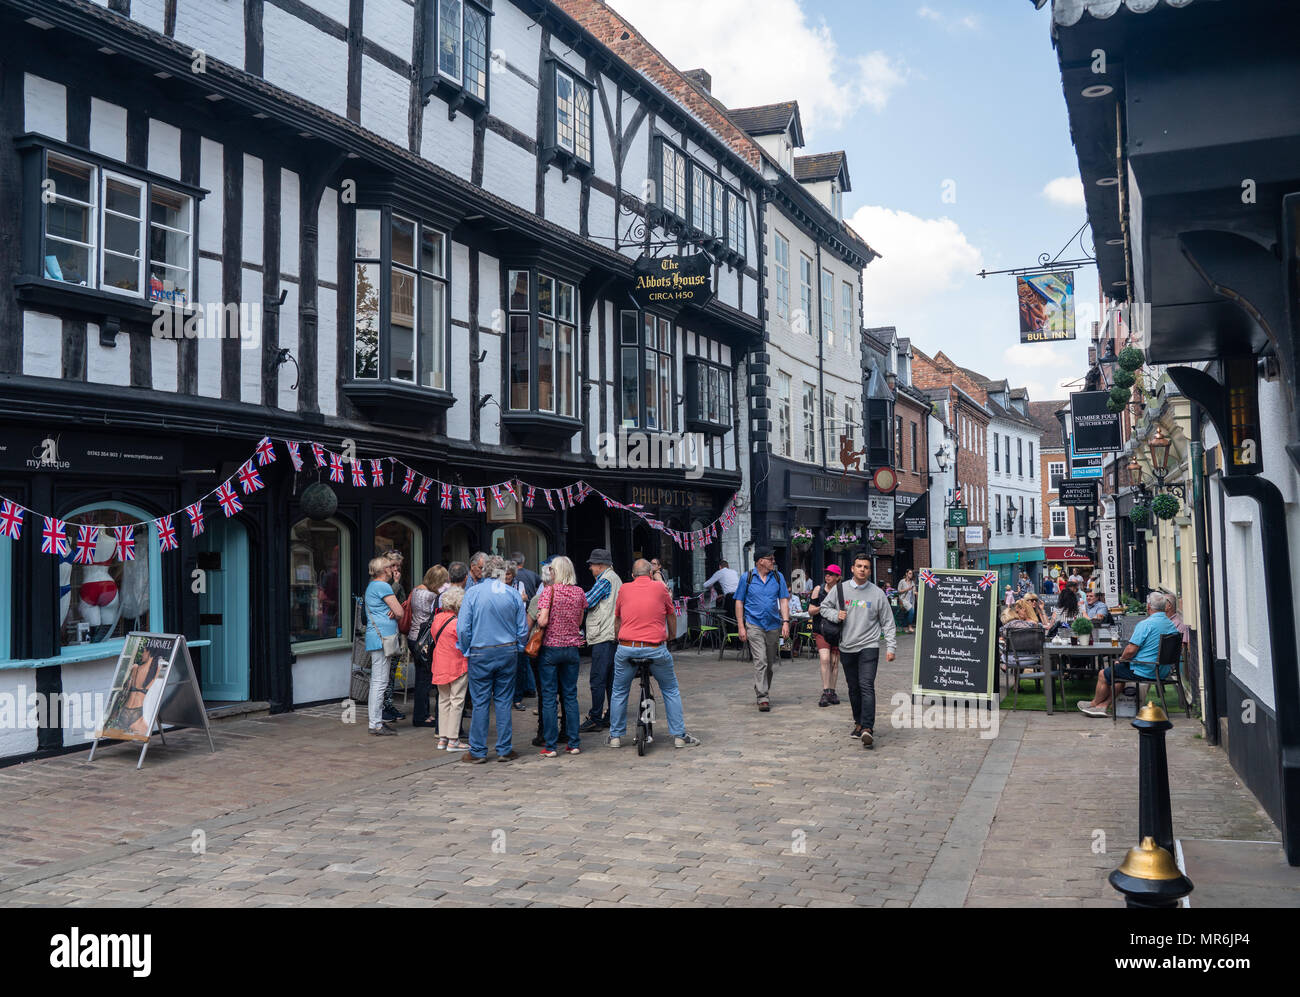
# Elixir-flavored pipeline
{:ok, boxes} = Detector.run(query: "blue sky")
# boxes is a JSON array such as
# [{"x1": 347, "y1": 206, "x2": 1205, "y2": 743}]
[{"x1": 608, "y1": 0, "x2": 1099, "y2": 401}]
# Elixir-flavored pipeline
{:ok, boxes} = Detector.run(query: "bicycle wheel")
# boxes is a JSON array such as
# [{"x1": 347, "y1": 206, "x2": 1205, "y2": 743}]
[{"x1": 636, "y1": 721, "x2": 647, "y2": 756}]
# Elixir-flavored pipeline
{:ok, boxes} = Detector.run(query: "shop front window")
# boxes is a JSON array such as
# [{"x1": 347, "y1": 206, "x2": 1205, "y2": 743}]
[
  {"x1": 376, "y1": 516, "x2": 422, "y2": 587},
  {"x1": 490, "y1": 524, "x2": 548, "y2": 569},
  {"x1": 60, "y1": 505, "x2": 159, "y2": 652},
  {"x1": 290, "y1": 517, "x2": 351, "y2": 646}
]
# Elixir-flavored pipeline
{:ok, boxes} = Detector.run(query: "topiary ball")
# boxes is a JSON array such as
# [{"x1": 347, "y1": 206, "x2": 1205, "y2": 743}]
[
  {"x1": 301, "y1": 482, "x2": 339, "y2": 520},
  {"x1": 1109, "y1": 385, "x2": 1131, "y2": 405},
  {"x1": 1117, "y1": 346, "x2": 1145, "y2": 371},
  {"x1": 1112, "y1": 368, "x2": 1136, "y2": 389},
  {"x1": 1152, "y1": 493, "x2": 1180, "y2": 520}
]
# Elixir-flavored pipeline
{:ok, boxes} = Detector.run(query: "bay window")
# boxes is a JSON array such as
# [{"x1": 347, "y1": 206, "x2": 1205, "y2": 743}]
[
  {"x1": 619, "y1": 310, "x2": 674, "y2": 431},
  {"x1": 545, "y1": 60, "x2": 594, "y2": 172},
  {"x1": 686, "y1": 357, "x2": 731, "y2": 436},
  {"x1": 351, "y1": 208, "x2": 448, "y2": 391},
  {"x1": 726, "y1": 189, "x2": 746, "y2": 256},
  {"x1": 29, "y1": 143, "x2": 197, "y2": 309},
  {"x1": 509, "y1": 269, "x2": 578, "y2": 418},
  {"x1": 660, "y1": 142, "x2": 688, "y2": 221},
  {"x1": 422, "y1": 0, "x2": 491, "y2": 111}
]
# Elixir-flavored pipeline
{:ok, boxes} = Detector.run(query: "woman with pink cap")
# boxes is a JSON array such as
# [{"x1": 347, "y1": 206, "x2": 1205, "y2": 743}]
[{"x1": 808, "y1": 565, "x2": 844, "y2": 708}]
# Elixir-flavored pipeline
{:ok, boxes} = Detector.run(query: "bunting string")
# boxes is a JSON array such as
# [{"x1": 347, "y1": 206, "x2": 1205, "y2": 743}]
[{"x1": 0, "y1": 436, "x2": 741, "y2": 561}]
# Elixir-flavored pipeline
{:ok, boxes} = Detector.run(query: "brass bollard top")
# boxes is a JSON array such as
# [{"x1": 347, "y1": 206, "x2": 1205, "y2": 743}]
[
  {"x1": 1137, "y1": 701, "x2": 1169, "y2": 723},
  {"x1": 1117, "y1": 836, "x2": 1183, "y2": 881}
]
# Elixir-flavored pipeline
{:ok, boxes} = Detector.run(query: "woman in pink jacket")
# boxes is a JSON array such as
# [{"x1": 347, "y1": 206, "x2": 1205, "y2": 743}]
[{"x1": 430, "y1": 585, "x2": 470, "y2": 752}]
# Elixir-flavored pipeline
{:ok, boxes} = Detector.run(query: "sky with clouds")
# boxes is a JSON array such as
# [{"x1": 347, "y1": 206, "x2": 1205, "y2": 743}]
[{"x1": 606, "y1": 0, "x2": 1100, "y2": 403}]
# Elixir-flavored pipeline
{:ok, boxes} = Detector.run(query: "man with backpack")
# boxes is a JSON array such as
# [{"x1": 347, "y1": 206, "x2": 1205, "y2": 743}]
[
  {"x1": 734, "y1": 547, "x2": 791, "y2": 712},
  {"x1": 818, "y1": 549, "x2": 896, "y2": 748}
]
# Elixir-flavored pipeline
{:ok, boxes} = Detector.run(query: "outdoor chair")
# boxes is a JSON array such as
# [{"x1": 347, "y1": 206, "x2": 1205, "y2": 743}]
[
  {"x1": 790, "y1": 618, "x2": 815, "y2": 659},
  {"x1": 1111, "y1": 631, "x2": 1189, "y2": 722},
  {"x1": 1004, "y1": 625, "x2": 1064, "y2": 714},
  {"x1": 694, "y1": 611, "x2": 722, "y2": 653},
  {"x1": 718, "y1": 612, "x2": 749, "y2": 660}
]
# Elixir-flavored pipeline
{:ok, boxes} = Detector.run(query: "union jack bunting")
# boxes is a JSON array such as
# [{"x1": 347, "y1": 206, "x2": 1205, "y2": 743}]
[
  {"x1": 564, "y1": 485, "x2": 575, "y2": 507},
  {"x1": 185, "y1": 502, "x2": 205, "y2": 538},
  {"x1": 545, "y1": 489, "x2": 555, "y2": 510},
  {"x1": 0, "y1": 500, "x2": 23, "y2": 540},
  {"x1": 474, "y1": 488, "x2": 486, "y2": 512},
  {"x1": 504, "y1": 480, "x2": 518, "y2": 503},
  {"x1": 41, "y1": 517, "x2": 69, "y2": 557},
  {"x1": 978, "y1": 571, "x2": 998, "y2": 591},
  {"x1": 350, "y1": 460, "x2": 367, "y2": 487},
  {"x1": 216, "y1": 481, "x2": 243, "y2": 517},
  {"x1": 460, "y1": 487, "x2": 473, "y2": 510},
  {"x1": 328, "y1": 453, "x2": 344, "y2": 483},
  {"x1": 490, "y1": 484, "x2": 504, "y2": 509},
  {"x1": 73, "y1": 525, "x2": 99, "y2": 565},
  {"x1": 311, "y1": 442, "x2": 327, "y2": 467},
  {"x1": 555, "y1": 488, "x2": 567, "y2": 510},
  {"x1": 255, "y1": 436, "x2": 277, "y2": 466},
  {"x1": 525, "y1": 486, "x2": 536, "y2": 508},
  {"x1": 402, "y1": 468, "x2": 415, "y2": 494},
  {"x1": 369, "y1": 459, "x2": 385, "y2": 487},
  {"x1": 155, "y1": 515, "x2": 179, "y2": 552},
  {"x1": 286, "y1": 440, "x2": 304, "y2": 471},
  {"x1": 919, "y1": 568, "x2": 938, "y2": 588},
  {"x1": 113, "y1": 525, "x2": 136, "y2": 561},
  {"x1": 237, "y1": 460, "x2": 264, "y2": 494},
  {"x1": 415, "y1": 477, "x2": 432, "y2": 505},
  {"x1": 440, "y1": 484, "x2": 453, "y2": 509}
]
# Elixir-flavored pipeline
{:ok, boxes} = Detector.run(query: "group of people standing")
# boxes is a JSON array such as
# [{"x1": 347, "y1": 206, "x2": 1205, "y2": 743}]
[{"x1": 363, "y1": 547, "x2": 701, "y2": 763}]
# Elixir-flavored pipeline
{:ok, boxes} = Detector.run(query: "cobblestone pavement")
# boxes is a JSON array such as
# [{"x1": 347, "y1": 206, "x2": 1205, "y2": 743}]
[{"x1": 0, "y1": 638, "x2": 1278, "y2": 907}]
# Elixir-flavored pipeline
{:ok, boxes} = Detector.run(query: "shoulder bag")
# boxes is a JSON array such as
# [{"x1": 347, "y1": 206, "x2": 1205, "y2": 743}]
[
  {"x1": 525, "y1": 586, "x2": 551, "y2": 659},
  {"x1": 366, "y1": 589, "x2": 404, "y2": 657},
  {"x1": 818, "y1": 583, "x2": 842, "y2": 646},
  {"x1": 418, "y1": 613, "x2": 456, "y2": 663}
]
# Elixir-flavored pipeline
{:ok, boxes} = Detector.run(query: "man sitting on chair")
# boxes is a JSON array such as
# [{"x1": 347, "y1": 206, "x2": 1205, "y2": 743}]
[{"x1": 1078, "y1": 591, "x2": 1180, "y2": 717}]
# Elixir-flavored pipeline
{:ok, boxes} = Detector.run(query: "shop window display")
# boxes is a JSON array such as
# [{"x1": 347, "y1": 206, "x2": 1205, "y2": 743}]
[
  {"x1": 289, "y1": 518, "x2": 349, "y2": 645},
  {"x1": 61, "y1": 508, "x2": 152, "y2": 649}
]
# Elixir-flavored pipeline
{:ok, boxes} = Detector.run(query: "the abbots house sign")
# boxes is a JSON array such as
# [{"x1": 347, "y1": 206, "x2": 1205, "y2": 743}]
[{"x1": 632, "y1": 254, "x2": 714, "y2": 308}]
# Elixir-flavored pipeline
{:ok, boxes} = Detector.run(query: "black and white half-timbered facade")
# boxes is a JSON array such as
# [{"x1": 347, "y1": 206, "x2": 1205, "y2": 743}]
[{"x1": 0, "y1": 0, "x2": 762, "y2": 760}]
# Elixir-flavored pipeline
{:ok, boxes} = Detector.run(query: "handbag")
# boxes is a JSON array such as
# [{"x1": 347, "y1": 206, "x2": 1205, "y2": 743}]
[
  {"x1": 398, "y1": 592, "x2": 415, "y2": 635},
  {"x1": 526, "y1": 586, "x2": 550, "y2": 659},
  {"x1": 365, "y1": 593, "x2": 403, "y2": 657},
  {"x1": 418, "y1": 614, "x2": 456, "y2": 663},
  {"x1": 818, "y1": 584, "x2": 842, "y2": 646}
]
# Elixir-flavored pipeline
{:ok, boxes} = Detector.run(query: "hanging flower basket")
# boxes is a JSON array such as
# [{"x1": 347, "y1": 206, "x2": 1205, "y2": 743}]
[
  {"x1": 827, "y1": 529, "x2": 859, "y2": 550},
  {"x1": 1117, "y1": 346, "x2": 1145, "y2": 371},
  {"x1": 1152, "y1": 493, "x2": 1180, "y2": 521},
  {"x1": 865, "y1": 529, "x2": 888, "y2": 548},
  {"x1": 1129, "y1": 504, "x2": 1150, "y2": 528},
  {"x1": 791, "y1": 527, "x2": 814, "y2": 547}
]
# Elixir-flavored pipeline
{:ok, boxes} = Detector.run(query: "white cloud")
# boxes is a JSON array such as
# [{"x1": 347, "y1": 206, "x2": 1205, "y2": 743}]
[
  {"x1": 918, "y1": 6, "x2": 980, "y2": 31},
  {"x1": 918, "y1": 5, "x2": 942, "y2": 20},
  {"x1": 605, "y1": 0, "x2": 907, "y2": 136},
  {"x1": 1042, "y1": 175, "x2": 1085, "y2": 208},
  {"x1": 853, "y1": 204, "x2": 984, "y2": 327}
]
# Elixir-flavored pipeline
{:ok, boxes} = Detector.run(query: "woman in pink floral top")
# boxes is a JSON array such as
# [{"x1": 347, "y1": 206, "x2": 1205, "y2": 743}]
[{"x1": 535, "y1": 555, "x2": 588, "y2": 756}]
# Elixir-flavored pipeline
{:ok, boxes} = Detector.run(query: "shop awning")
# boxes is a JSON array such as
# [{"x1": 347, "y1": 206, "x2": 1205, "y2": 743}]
[
  {"x1": 1045, "y1": 545, "x2": 1093, "y2": 563},
  {"x1": 988, "y1": 549, "x2": 1045, "y2": 566}
]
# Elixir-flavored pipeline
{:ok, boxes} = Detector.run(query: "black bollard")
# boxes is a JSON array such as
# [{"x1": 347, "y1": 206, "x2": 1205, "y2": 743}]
[
  {"x1": 1133, "y1": 701, "x2": 1175, "y2": 856},
  {"x1": 1109, "y1": 837, "x2": 1194, "y2": 908}
]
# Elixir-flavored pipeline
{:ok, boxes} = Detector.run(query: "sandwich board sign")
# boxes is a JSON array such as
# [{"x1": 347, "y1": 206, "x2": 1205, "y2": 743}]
[
  {"x1": 912, "y1": 569, "x2": 998, "y2": 702},
  {"x1": 89, "y1": 633, "x2": 216, "y2": 769}
]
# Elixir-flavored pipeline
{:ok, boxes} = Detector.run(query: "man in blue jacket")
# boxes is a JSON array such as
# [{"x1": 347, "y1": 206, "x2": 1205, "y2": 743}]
[
  {"x1": 734, "y1": 547, "x2": 790, "y2": 712},
  {"x1": 457, "y1": 555, "x2": 529, "y2": 761}
]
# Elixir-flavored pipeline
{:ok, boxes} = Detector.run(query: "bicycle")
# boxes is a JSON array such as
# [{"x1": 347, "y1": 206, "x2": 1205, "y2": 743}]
[{"x1": 629, "y1": 656, "x2": 657, "y2": 756}]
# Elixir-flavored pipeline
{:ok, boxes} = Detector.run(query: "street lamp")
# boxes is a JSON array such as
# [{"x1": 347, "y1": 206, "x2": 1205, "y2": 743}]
[{"x1": 1146, "y1": 427, "x2": 1186, "y2": 500}]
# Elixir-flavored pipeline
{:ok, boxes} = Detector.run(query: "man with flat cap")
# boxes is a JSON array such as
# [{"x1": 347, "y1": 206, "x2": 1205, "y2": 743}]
[
  {"x1": 734, "y1": 546, "x2": 791, "y2": 712},
  {"x1": 580, "y1": 547, "x2": 622, "y2": 732}
]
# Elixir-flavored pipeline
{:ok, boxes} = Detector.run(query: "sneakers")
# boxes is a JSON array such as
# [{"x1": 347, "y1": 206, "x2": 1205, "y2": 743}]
[
  {"x1": 607, "y1": 736, "x2": 622, "y2": 748},
  {"x1": 564, "y1": 745, "x2": 581, "y2": 755},
  {"x1": 370, "y1": 725, "x2": 397, "y2": 736},
  {"x1": 818, "y1": 690, "x2": 831, "y2": 708},
  {"x1": 828, "y1": 690, "x2": 840, "y2": 705},
  {"x1": 579, "y1": 717, "x2": 603, "y2": 733},
  {"x1": 860, "y1": 728, "x2": 874, "y2": 749},
  {"x1": 1078, "y1": 701, "x2": 1108, "y2": 718},
  {"x1": 539, "y1": 748, "x2": 558, "y2": 758},
  {"x1": 850, "y1": 724, "x2": 863, "y2": 739},
  {"x1": 382, "y1": 707, "x2": 405, "y2": 722},
  {"x1": 497, "y1": 750, "x2": 518, "y2": 762},
  {"x1": 461, "y1": 752, "x2": 487, "y2": 764},
  {"x1": 757, "y1": 698, "x2": 771, "y2": 712},
  {"x1": 674, "y1": 733, "x2": 701, "y2": 748}
]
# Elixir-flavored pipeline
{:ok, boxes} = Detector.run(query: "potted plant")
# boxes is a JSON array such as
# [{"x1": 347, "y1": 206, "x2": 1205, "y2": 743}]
[
  {"x1": 1152, "y1": 493, "x2": 1180, "y2": 521},
  {"x1": 791, "y1": 526, "x2": 814, "y2": 548},
  {"x1": 1071, "y1": 615, "x2": 1094, "y2": 646},
  {"x1": 1122, "y1": 594, "x2": 1143, "y2": 616}
]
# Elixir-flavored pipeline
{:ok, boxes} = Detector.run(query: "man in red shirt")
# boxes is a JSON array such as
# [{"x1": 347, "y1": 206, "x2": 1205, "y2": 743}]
[{"x1": 606, "y1": 559, "x2": 701, "y2": 749}]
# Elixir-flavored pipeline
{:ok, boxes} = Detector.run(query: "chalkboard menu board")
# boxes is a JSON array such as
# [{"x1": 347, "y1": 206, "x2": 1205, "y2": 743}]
[{"x1": 911, "y1": 569, "x2": 998, "y2": 700}]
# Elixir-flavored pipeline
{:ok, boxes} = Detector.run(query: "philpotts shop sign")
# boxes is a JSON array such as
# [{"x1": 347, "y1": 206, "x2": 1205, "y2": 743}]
[{"x1": 632, "y1": 254, "x2": 714, "y2": 307}]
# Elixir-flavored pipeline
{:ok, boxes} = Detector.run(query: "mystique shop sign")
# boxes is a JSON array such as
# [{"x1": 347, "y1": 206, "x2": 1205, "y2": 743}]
[{"x1": 632, "y1": 254, "x2": 714, "y2": 308}]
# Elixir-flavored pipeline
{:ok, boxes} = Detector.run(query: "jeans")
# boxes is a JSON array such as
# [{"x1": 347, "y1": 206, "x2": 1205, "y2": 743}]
[
  {"x1": 745, "y1": 627, "x2": 781, "y2": 700},
  {"x1": 609, "y1": 644, "x2": 686, "y2": 739},
  {"x1": 841, "y1": 647, "x2": 880, "y2": 732},
  {"x1": 367, "y1": 648, "x2": 391, "y2": 730},
  {"x1": 587, "y1": 640, "x2": 616, "y2": 720},
  {"x1": 466, "y1": 644, "x2": 518, "y2": 758},
  {"x1": 539, "y1": 646, "x2": 581, "y2": 750},
  {"x1": 514, "y1": 651, "x2": 535, "y2": 701}
]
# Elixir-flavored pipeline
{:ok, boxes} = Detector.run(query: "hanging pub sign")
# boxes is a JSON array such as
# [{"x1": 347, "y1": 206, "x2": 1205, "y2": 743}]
[
  {"x1": 1070, "y1": 390, "x2": 1123, "y2": 453},
  {"x1": 1058, "y1": 479, "x2": 1098, "y2": 508},
  {"x1": 632, "y1": 253, "x2": 714, "y2": 308},
  {"x1": 899, "y1": 491, "x2": 929, "y2": 539},
  {"x1": 1017, "y1": 271, "x2": 1075, "y2": 342},
  {"x1": 948, "y1": 507, "x2": 968, "y2": 528}
]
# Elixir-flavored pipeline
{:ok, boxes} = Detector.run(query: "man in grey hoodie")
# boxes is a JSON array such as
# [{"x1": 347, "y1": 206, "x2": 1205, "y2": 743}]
[{"x1": 819, "y1": 549, "x2": 896, "y2": 748}]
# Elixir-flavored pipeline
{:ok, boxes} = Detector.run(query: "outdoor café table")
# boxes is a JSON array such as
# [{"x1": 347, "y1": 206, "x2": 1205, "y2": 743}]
[{"x1": 1041, "y1": 641, "x2": 1122, "y2": 712}]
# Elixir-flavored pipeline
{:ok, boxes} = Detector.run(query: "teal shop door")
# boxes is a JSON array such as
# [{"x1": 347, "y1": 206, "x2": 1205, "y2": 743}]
[{"x1": 199, "y1": 519, "x2": 250, "y2": 701}]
